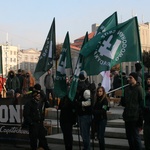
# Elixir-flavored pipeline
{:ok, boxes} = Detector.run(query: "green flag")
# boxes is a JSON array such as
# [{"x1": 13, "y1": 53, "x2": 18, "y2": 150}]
[
  {"x1": 0, "y1": 47, "x2": 2, "y2": 74},
  {"x1": 34, "y1": 18, "x2": 56, "y2": 79},
  {"x1": 69, "y1": 32, "x2": 88, "y2": 101},
  {"x1": 54, "y1": 32, "x2": 72, "y2": 98},
  {"x1": 80, "y1": 17, "x2": 142, "y2": 75},
  {"x1": 96, "y1": 11, "x2": 118, "y2": 35}
]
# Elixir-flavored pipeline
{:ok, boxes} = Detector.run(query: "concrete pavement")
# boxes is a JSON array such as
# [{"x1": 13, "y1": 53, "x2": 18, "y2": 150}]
[{"x1": 0, "y1": 143, "x2": 122, "y2": 150}]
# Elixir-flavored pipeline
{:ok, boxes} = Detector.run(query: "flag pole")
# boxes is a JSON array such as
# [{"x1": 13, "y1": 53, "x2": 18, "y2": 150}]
[
  {"x1": 0, "y1": 47, "x2": 4, "y2": 98},
  {"x1": 107, "y1": 84, "x2": 129, "y2": 94},
  {"x1": 55, "y1": 58, "x2": 59, "y2": 133}
]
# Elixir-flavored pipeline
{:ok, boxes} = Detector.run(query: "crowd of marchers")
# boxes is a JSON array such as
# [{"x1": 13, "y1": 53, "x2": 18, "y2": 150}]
[{"x1": 0, "y1": 62, "x2": 150, "y2": 150}]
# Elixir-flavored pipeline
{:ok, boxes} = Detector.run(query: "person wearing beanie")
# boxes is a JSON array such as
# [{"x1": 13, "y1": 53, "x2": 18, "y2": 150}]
[
  {"x1": 129, "y1": 72, "x2": 138, "y2": 82},
  {"x1": 23, "y1": 83, "x2": 51, "y2": 150},
  {"x1": 74, "y1": 70, "x2": 96, "y2": 150},
  {"x1": 34, "y1": 83, "x2": 41, "y2": 91},
  {"x1": 79, "y1": 70, "x2": 87, "y2": 81},
  {"x1": 121, "y1": 72, "x2": 144, "y2": 150},
  {"x1": 92, "y1": 86, "x2": 109, "y2": 150}
]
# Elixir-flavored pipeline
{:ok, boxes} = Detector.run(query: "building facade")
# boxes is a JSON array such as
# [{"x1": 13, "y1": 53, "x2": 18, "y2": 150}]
[
  {"x1": 1, "y1": 45, "x2": 18, "y2": 77},
  {"x1": 0, "y1": 45, "x2": 40, "y2": 77},
  {"x1": 18, "y1": 49, "x2": 40, "y2": 75}
]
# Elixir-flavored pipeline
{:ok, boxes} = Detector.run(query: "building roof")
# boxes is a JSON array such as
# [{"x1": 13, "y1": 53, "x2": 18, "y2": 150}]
[
  {"x1": 71, "y1": 32, "x2": 95, "y2": 49},
  {"x1": 70, "y1": 45, "x2": 80, "y2": 51}
]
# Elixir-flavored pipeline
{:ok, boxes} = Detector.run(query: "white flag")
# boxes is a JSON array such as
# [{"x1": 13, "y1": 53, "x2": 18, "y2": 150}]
[{"x1": 100, "y1": 71, "x2": 111, "y2": 93}]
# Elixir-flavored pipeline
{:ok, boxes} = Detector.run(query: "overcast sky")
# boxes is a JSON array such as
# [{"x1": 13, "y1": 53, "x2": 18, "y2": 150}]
[{"x1": 0, "y1": 0, "x2": 149, "y2": 50}]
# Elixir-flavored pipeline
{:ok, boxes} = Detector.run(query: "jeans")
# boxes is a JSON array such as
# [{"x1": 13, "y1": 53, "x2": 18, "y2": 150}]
[
  {"x1": 78, "y1": 115, "x2": 92, "y2": 150},
  {"x1": 97, "y1": 119, "x2": 107, "y2": 150},
  {"x1": 125, "y1": 121, "x2": 143, "y2": 150}
]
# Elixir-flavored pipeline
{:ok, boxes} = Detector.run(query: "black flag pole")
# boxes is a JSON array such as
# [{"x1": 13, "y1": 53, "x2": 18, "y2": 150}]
[{"x1": 55, "y1": 57, "x2": 59, "y2": 133}]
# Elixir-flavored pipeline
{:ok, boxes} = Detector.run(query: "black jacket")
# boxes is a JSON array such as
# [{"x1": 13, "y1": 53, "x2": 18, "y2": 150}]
[
  {"x1": 93, "y1": 96, "x2": 108, "y2": 121},
  {"x1": 59, "y1": 96, "x2": 76, "y2": 124},
  {"x1": 75, "y1": 79, "x2": 95, "y2": 116},
  {"x1": 23, "y1": 97, "x2": 50, "y2": 126}
]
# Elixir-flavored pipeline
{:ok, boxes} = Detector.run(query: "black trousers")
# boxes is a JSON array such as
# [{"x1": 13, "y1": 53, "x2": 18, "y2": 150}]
[
  {"x1": 29, "y1": 123, "x2": 49, "y2": 150},
  {"x1": 60, "y1": 122, "x2": 73, "y2": 150}
]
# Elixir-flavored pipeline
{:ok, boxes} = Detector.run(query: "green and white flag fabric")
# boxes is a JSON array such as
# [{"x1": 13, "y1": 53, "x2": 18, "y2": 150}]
[
  {"x1": 96, "y1": 11, "x2": 118, "y2": 35},
  {"x1": 80, "y1": 17, "x2": 142, "y2": 75},
  {"x1": 54, "y1": 32, "x2": 72, "y2": 98},
  {"x1": 34, "y1": 18, "x2": 56, "y2": 79},
  {"x1": 69, "y1": 32, "x2": 88, "y2": 101}
]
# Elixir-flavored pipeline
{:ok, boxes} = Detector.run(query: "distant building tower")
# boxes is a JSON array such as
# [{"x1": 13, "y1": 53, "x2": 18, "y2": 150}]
[{"x1": 92, "y1": 23, "x2": 99, "y2": 33}]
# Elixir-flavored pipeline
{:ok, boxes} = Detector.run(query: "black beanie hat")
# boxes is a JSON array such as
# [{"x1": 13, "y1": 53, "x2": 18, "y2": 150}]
[
  {"x1": 79, "y1": 70, "x2": 87, "y2": 81},
  {"x1": 129, "y1": 72, "x2": 138, "y2": 81},
  {"x1": 34, "y1": 83, "x2": 41, "y2": 90}
]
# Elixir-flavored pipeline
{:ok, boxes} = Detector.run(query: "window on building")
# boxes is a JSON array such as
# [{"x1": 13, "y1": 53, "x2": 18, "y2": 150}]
[
  {"x1": 126, "y1": 66, "x2": 129, "y2": 75},
  {"x1": 10, "y1": 58, "x2": 12, "y2": 62},
  {"x1": 25, "y1": 63, "x2": 28, "y2": 70},
  {"x1": 30, "y1": 63, "x2": 34, "y2": 70},
  {"x1": 14, "y1": 51, "x2": 17, "y2": 55},
  {"x1": 30, "y1": 57, "x2": 34, "y2": 62},
  {"x1": 10, "y1": 65, "x2": 12, "y2": 70},
  {"x1": 131, "y1": 66, "x2": 134, "y2": 72},
  {"x1": 24, "y1": 55, "x2": 28, "y2": 61},
  {"x1": 20, "y1": 64, "x2": 22, "y2": 69},
  {"x1": 13, "y1": 66, "x2": 16, "y2": 70}
]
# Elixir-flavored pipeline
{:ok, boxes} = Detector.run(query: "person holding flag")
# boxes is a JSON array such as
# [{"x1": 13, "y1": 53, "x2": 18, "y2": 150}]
[
  {"x1": 58, "y1": 78, "x2": 76, "y2": 150},
  {"x1": 121, "y1": 72, "x2": 144, "y2": 150},
  {"x1": 54, "y1": 31, "x2": 75, "y2": 150},
  {"x1": 74, "y1": 70, "x2": 95, "y2": 150}
]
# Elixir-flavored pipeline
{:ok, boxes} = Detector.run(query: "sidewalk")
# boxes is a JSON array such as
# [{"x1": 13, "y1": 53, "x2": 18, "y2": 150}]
[
  {"x1": 0, "y1": 143, "x2": 121, "y2": 150},
  {"x1": 0, "y1": 106, "x2": 124, "y2": 150}
]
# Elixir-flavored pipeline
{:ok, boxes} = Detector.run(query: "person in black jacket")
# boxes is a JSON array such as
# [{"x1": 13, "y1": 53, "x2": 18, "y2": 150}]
[
  {"x1": 74, "y1": 70, "x2": 96, "y2": 150},
  {"x1": 121, "y1": 72, "x2": 143, "y2": 150},
  {"x1": 93, "y1": 86, "x2": 109, "y2": 150},
  {"x1": 23, "y1": 89, "x2": 51, "y2": 150}
]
